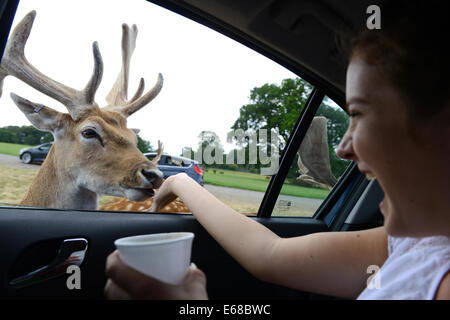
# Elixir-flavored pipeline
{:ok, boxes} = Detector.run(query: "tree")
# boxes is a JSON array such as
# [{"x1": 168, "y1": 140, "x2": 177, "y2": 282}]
[
  {"x1": 231, "y1": 78, "x2": 349, "y2": 178},
  {"x1": 137, "y1": 135, "x2": 153, "y2": 153},
  {"x1": 0, "y1": 128, "x2": 15, "y2": 143},
  {"x1": 0, "y1": 125, "x2": 53, "y2": 145},
  {"x1": 196, "y1": 131, "x2": 224, "y2": 167},
  {"x1": 232, "y1": 78, "x2": 313, "y2": 144},
  {"x1": 230, "y1": 78, "x2": 313, "y2": 173}
]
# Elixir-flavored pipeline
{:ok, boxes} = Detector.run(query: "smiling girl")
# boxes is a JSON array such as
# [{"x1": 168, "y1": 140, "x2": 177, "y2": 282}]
[{"x1": 105, "y1": 0, "x2": 450, "y2": 300}]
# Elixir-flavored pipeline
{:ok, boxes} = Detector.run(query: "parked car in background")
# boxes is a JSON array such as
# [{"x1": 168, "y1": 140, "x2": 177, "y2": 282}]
[
  {"x1": 18, "y1": 142, "x2": 52, "y2": 164},
  {"x1": 144, "y1": 152, "x2": 204, "y2": 186}
]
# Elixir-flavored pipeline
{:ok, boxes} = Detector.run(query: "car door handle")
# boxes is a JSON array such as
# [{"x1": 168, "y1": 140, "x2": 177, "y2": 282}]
[{"x1": 9, "y1": 238, "x2": 88, "y2": 289}]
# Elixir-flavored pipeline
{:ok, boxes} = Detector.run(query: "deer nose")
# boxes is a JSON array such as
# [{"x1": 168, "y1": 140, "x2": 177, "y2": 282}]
[{"x1": 142, "y1": 169, "x2": 164, "y2": 188}]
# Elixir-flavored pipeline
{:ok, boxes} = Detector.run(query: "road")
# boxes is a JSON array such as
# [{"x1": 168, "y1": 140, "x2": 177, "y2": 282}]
[
  {"x1": 204, "y1": 184, "x2": 322, "y2": 217},
  {"x1": 0, "y1": 153, "x2": 40, "y2": 170},
  {"x1": 0, "y1": 153, "x2": 323, "y2": 216}
]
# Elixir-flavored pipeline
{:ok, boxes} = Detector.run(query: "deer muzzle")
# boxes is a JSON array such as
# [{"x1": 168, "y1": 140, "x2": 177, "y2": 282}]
[{"x1": 141, "y1": 168, "x2": 164, "y2": 189}]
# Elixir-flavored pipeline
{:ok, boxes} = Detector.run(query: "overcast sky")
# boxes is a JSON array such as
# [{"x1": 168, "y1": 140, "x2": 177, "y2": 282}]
[{"x1": 1, "y1": 0, "x2": 299, "y2": 155}]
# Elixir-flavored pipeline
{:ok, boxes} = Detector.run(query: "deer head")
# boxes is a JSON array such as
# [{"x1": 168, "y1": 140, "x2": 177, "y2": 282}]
[{"x1": 0, "y1": 11, "x2": 164, "y2": 209}]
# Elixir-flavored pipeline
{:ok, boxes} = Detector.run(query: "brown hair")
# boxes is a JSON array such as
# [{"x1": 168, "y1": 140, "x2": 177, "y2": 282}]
[{"x1": 349, "y1": 0, "x2": 450, "y2": 120}]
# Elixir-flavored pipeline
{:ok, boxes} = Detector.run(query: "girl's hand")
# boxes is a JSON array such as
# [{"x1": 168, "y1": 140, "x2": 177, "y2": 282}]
[
  {"x1": 149, "y1": 173, "x2": 190, "y2": 212},
  {"x1": 104, "y1": 250, "x2": 208, "y2": 300}
]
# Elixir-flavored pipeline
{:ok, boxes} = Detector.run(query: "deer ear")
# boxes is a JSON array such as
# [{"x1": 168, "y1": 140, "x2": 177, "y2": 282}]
[{"x1": 10, "y1": 93, "x2": 63, "y2": 132}]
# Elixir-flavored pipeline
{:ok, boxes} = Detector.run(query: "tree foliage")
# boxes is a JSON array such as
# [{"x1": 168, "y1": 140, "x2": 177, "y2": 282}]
[
  {"x1": 196, "y1": 131, "x2": 224, "y2": 167},
  {"x1": 231, "y1": 78, "x2": 350, "y2": 178},
  {"x1": 0, "y1": 125, "x2": 53, "y2": 145},
  {"x1": 0, "y1": 125, "x2": 153, "y2": 155},
  {"x1": 197, "y1": 131, "x2": 223, "y2": 153},
  {"x1": 232, "y1": 78, "x2": 313, "y2": 144},
  {"x1": 137, "y1": 134, "x2": 153, "y2": 153}
]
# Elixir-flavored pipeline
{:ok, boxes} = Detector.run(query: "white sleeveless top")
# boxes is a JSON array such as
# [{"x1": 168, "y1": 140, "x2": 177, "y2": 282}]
[{"x1": 358, "y1": 235, "x2": 450, "y2": 300}]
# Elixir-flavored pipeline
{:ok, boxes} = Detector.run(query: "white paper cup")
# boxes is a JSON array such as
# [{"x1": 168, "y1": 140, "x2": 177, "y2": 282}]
[{"x1": 114, "y1": 232, "x2": 194, "y2": 285}]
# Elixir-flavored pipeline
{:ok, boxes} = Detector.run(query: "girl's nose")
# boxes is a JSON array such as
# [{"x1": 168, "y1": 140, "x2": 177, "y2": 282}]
[{"x1": 336, "y1": 130, "x2": 356, "y2": 161}]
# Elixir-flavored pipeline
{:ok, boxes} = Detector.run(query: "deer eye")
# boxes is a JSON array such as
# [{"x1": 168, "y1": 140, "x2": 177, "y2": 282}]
[{"x1": 82, "y1": 128, "x2": 98, "y2": 139}]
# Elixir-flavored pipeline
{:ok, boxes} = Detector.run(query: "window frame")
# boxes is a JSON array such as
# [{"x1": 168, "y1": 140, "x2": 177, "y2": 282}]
[
  {"x1": 0, "y1": 0, "x2": 362, "y2": 222},
  {"x1": 258, "y1": 87, "x2": 324, "y2": 217},
  {"x1": 142, "y1": 1, "x2": 355, "y2": 220},
  {"x1": 0, "y1": 1, "x2": 19, "y2": 59}
]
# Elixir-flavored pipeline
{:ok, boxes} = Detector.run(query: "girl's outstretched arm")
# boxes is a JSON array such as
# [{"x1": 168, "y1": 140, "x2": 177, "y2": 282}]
[{"x1": 151, "y1": 173, "x2": 388, "y2": 298}]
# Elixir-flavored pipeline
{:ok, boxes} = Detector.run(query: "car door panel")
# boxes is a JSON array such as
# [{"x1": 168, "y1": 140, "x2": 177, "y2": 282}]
[
  {"x1": 0, "y1": 207, "x2": 328, "y2": 299},
  {"x1": 35, "y1": 148, "x2": 44, "y2": 162}
]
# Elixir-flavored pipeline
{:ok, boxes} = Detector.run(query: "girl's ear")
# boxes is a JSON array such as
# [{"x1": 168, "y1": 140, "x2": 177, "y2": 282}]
[{"x1": 10, "y1": 92, "x2": 63, "y2": 132}]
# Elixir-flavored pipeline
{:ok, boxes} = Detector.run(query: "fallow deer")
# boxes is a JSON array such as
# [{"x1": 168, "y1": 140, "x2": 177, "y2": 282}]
[
  {"x1": 100, "y1": 197, "x2": 191, "y2": 213},
  {"x1": 0, "y1": 11, "x2": 165, "y2": 210},
  {"x1": 99, "y1": 140, "x2": 192, "y2": 213}
]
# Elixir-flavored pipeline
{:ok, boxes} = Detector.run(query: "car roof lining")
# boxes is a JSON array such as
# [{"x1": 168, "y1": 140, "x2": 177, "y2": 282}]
[{"x1": 159, "y1": 0, "x2": 384, "y2": 100}]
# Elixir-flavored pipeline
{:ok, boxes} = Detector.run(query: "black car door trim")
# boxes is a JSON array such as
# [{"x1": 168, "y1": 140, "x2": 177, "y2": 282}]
[
  {"x1": 0, "y1": 0, "x2": 19, "y2": 60},
  {"x1": 258, "y1": 87, "x2": 325, "y2": 218},
  {"x1": 0, "y1": 208, "x2": 328, "y2": 299}
]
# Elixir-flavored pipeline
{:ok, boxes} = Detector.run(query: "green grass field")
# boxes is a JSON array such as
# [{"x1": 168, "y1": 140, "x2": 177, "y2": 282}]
[
  {"x1": 204, "y1": 168, "x2": 329, "y2": 200},
  {"x1": 0, "y1": 164, "x2": 119, "y2": 206},
  {"x1": 0, "y1": 142, "x2": 31, "y2": 156},
  {"x1": 0, "y1": 165, "x2": 37, "y2": 204}
]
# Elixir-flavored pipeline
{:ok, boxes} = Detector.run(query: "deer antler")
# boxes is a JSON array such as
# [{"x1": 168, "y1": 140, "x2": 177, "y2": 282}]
[
  {"x1": 152, "y1": 140, "x2": 164, "y2": 165},
  {"x1": 0, "y1": 11, "x2": 103, "y2": 120},
  {"x1": 106, "y1": 24, "x2": 139, "y2": 106},
  {"x1": 297, "y1": 116, "x2": 337, "y2": 190},
  {"x1": 105, "y1": 23, "x2": 163, "y2": 117}
]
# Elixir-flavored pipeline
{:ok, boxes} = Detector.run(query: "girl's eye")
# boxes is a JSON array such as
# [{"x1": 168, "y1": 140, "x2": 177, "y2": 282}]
[
  {"x1": 349, "y1": 111, "x2": 361, "y2": 118},
  {"x1": 82, "y1": 129, "x2": 98, "y2": 139}
]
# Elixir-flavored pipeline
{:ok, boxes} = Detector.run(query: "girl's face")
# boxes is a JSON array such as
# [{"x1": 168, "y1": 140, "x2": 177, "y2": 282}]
[{"x1": 337, "y1": 56, "x2": 450, "y2": 237}]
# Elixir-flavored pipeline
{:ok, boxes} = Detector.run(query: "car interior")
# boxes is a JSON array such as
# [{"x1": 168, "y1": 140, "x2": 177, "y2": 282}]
[{"x1": 0, "y1": 0, "x2": 384, "y2": 300}]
